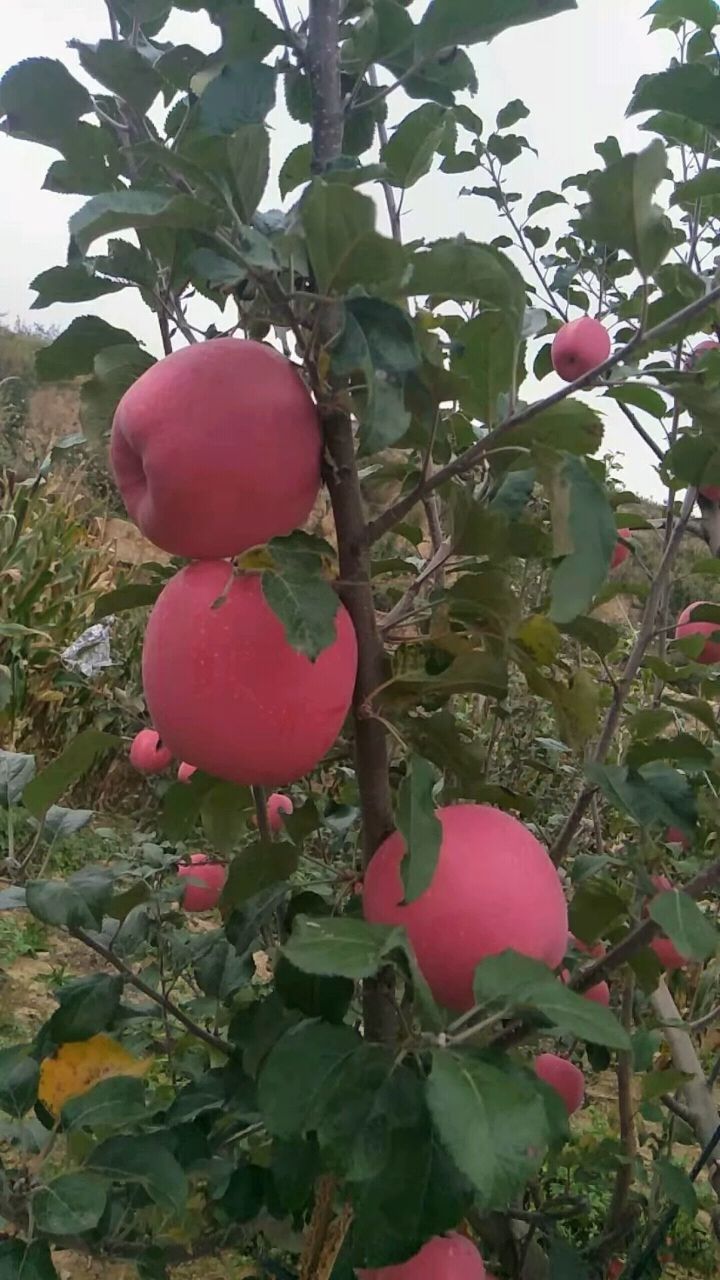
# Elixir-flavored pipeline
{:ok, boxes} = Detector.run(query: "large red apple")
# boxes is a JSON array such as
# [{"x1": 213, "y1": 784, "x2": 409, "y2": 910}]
[
  {"x1": 268, "y1": 792, "x2": 293, "y2": 831},
  {"x1": 611, "y1": 529, "x2": 631, "y2": 570},
  {"x1": 110, "y1": 339, "x2": 322, "y2": 559},
  {"x1": 649, "y1": 875, "x2": 688, "y2": 972},
  {"x1": 551, "y1": 317, "x2": 611, "y2": 382},
  {"x1": 363, "y1": 805, "x2": 568, "y2": 1011},
  {"x1": 179, "y1": 852, "x2": 226, "y2": 912},
  {"x1": 534, "y1": 1053, "x2": 585, "y2": 1115},
  {"x1": 129, "y1": 728, "x2": 172, "y2": 775},
  {"x1": 143, "y1": 561, "x2": 357, "y2": 787},
  {"x1": 675, "y1": 602, "x2": 720, "y2": 664},
  {"x1": 356, "y1": 1233, "x2": 486, "y2": 1279}
]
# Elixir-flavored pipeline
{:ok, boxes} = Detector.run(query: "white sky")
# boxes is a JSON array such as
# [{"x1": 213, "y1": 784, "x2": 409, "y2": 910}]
[{"x1": 0, "y1": 1, "x2": 682, "y2": 499}]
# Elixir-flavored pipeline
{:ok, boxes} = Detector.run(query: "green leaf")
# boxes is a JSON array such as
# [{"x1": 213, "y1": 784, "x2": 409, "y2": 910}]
[
  {"x1": 301, "y1": 181, "x2": 378, "y2": 293},
  {"x1": 29, "y1": 264, "x2": 125, "y2": 310},
  {"x1": 472, "y1": 950, "x2": 630, "y2": 1049},
  {"x1": 262, "y1": 531, "x2": 340, "y2": 661},
  {"x1": 198, "y1": 780, "x2": 251, "y2": 855},
  {"x1": 315, "y1": 1045, "x2": 417, "y2": 1182},
  {"x1": 61, "y1": 1075, "x2": 148, "y2": 1132},
  {"x1": 427, "y1": 1050, "x2": 550, "y2": 1206},
  {"x1": 547, "y1": 455, "x2": 617, "y2": 625},
  {"x1": 587, "y1": 762, "x2": 697, "y2": 838},
  {"x1": 275, "y1": 956, "x2": 354, "y2": 1024},
  {"x1": 649, "y1": 890, "x2": 718, "y2": 961},
  {"x1": 409, "y1": 239, "x2": 526, "y2": 326},
  {"x1": 497, "y1": 98, "x2": 530, "y2": 129},
  {"x1": 0, "y1": 1240, "x2": 58, "y2": 1280},
  {"x1": 416, "y1": 0, "x2": 577, "y2": 54},
  {"x1": 70, "y1": 39, "x2": 161, "y2": 113},
  {"x1": 656, "y1": 1157, "x2": 698, "y2": 1213},
  {"x1": 81, "y1": 344, "x2": 156, "y2": 447},
  {"x1": 26, "y1": 872, "x2": 112, "y2": 933},
  {"x1": 378, "y1": 651, "x2": 509, "y2": 706},
  {"x1": 279, "y1": 141, "x2": 312, "y2": 198},
  {"x1": 626, "y1": 732, "x2": 712, "y2": 770},
  {"x1": 0, "y1": 57, "x2": 91, "y2": 144},
  {"x1": 228, "y1": 124, "x2": 270, "y2": 221},
  {"x1": 221, "y1": 840, "x2": 298, "y2": 910},
  {"x1": 282, "y1": 916, "x2": 406, "y2": 980},
  {"x1": 628, "y1": 63, "x2": 720, "y2": 131},
  {"x1": 528, "y1": 190, "x2": 566, "y2": 217},
  {"x1": 0, "y1": 750, "x2": 36, "y2": 806},
  {"x1": 510, "y1": 397, "x2": 604, "y2": 454},
  {"x1": 93, "y1": 582, "x2": 162, "y2": 622},
  {"x1": 35, "y1": 316, "x2": 137, "y2": 383},
  {"x1": 569, "y1": 881, "x2": 628, "y2": 943},
  {"x1": 605, "y1": 382, "x2": 668, "y2": 419},
  {"x1": 198, "y1": 58, "x2": 276, "y2": 132},
  {"x1": 647, "y1": 0, "x2": 718, "y2": 29},
  {"x1": 87, "y1": 1136, "x2": 188, "y2": 1215},
  {"x1": 0, "y1": 1046, "x2": 40, "y2": 1117},
  {"x1": 382, "y1": 104, "x2": 448, "y2": 188},
  {"x1": 453, "y1": 310, "x2": 519, "y2": 426},
  {"x1": 70, "y1": 189, "x2": 216, "y2": 256},
  {"x1": 49, "y1": 974, "x2": 123, "y2": 1044},
  {"x1": 578, "y1": 140, "x2": 672, "y2": 277},
  {"x1": 23, "y1": 731, "x2": 118, "y2": 819},
  {"x1": 33, "y1": 1172, "x2": 108, "y2": 1236},
  {"x1": 258, "y1": 1020, "x2": 361, "y2": 1138},
  {"x1": 397, "y1": 756, "x2": 442, "y2": 904}
]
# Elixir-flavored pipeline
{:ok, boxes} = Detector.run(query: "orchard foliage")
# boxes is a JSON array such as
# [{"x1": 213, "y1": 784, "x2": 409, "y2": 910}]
[{"x1": 4, "y1": 1, "x2": 720, "y2": 1279}]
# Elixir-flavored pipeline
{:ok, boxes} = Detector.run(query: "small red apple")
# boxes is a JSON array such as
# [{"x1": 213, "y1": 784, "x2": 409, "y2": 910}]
[
  {"x1": 611, "y1": 529, "x2": 631, "y2": 570},
  {"x1": 551, "y1": 316, "x2": 611, "y2": 382},
  {"x1": 267, "y1": 792, "x2": 293, "y2": 831},
  {"x1": 356, "y1": 1233, "x2": 486, "y2": 1279},
  {"x1": 144, "y1": 561, "x2": 357, "y2": 787},
  {"x1": 110, "y1": 338, "x2": 322, "y2": 559},
  {"x1": 686, "y1": 339, "x2": 720, "y2": 368},
  {"x1": 179, "y1": 853, "x2": 226, "y2": 912},
  {"x1": 665, "y1": 826, "x2": 689, "y2": 849},
  {"x1": 363, "y1": 805, "x2": 568, "y2": 1012},
  {"x1": 699, "y1": 485, "x2": 720, "y2": 502},
  {"x1": 129, "y1": 729, "x2": 172, "y2": 775},
  {"x1": 178, "y1": 762, "x2": 197, "y2": 785},
  {"x1": 562, "y1": 964, "x2": 609, "y2": 1007},
  {"x1": 675, "y1": 601, "x2": 720, "y2": 664},
  {"x1": 534, "y1": 1053, "x2": 585, "y2": 1115}
]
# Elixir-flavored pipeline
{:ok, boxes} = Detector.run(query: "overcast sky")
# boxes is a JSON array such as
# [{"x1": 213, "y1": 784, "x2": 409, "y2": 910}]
[{"x1": 0, "y1": 1, "x2": 683, "y2": 498}]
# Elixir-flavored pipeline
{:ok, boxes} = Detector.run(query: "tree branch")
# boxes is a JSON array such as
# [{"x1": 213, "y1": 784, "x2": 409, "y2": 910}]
[
  {"x1": 549, "y1": 488, "x2": 696, "y2": 864},
  {"x1": 73, "y1": 927, "x2": 233, "y2": 1058},
  {"x1": 368, "y1": 281, "x2": 720, "y2": 544}
]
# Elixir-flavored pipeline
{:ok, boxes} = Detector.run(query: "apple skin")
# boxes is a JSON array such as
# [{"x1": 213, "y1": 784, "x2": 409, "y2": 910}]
[
  {"x1": 551, "y1": 317, "x2": 611, "y2": 382},
  {"x1": 143, "y1": 561, "x2": 358, "y2": 787},
  {"x1": 699, "y1": 485, "x2": 720, "y2": 502},
  {"x1": 534, "y1": 1053, "x2": 585, "y2": 1115},
  {"x1": 611, "y1": 529, "x2": 631, "y2": 570},
  {"x1": 356, "y1": 1234, "x2": 486, "y2": 1279},
  {"x1": 686, "y1": 339, "x2": 720, "y2": 369},
  {"x1": 129, "y1": 729, "x2": 172, "y2": 775},
  {"x1": 665, "y1": 826, "x2": 689, "y2": 849},
  {"x1": 649, "y1": 875, "x2": 688, "y2": 972},
  {"x1": 110, "y1": 338, "x2": 322, "y2": 559},
  {"x1": 363, "y1": 805, "x2": 568, "y2": 1012},
  {"x1": 268, "y1": 792, "x2": 293, "y2": 832},
  {"x1": 178, "y1": 762, "x2": 197, "y2": 785},
  {"x1": 675, "y1": 601, "x2": 720, "y2": 664},
  {"x1": 179, "y1": 852, "x2": 226, "y2": 912}
]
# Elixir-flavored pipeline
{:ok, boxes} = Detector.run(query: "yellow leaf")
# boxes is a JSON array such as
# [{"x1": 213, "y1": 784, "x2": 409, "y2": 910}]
[{"x1": 39, "y1": 1034, "x2": 152, "y2": 1115}]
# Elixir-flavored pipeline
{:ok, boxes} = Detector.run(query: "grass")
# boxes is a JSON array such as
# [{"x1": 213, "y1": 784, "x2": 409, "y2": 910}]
[{"x1": 0, "y1": 915, "x2": 47, "y2": 968}]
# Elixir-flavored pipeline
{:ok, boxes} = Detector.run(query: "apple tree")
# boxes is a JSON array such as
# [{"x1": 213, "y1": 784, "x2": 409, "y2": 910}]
[{"x1": 3, "y1": 2, "x2": 720, "y2": 1278}]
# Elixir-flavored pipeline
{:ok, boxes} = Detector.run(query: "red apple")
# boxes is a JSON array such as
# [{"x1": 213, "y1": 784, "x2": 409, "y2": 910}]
[
  {"x1": 268, "y1": 792, "x2": 293, "y2": 831},
  {"x1": 143, "y1": 561, "x2": 357, "y2": 787},
  {"x1": 534, "y1": 1053, "x2": 585, "y2": 1115},
  {"x1": 611, "y1": 529, "x2": 631, "y2": 570},
  {"x1": 110, "y1": 339, "x2": 322, "y2": 559},
  {"x1": 551, "y1": 317, "x2": 611, "y2": 382},
  {"x1": 686, "y1": 339, "x2": 720, "y2": 368},
  {"x1": 699, "y1": 485, "x2": 720, "y2": 502},
  {"x1": 649, "y1": 875, "x2": 688, "y2": 972},
  {"x1": 363, "y1": 805, "x2": 568, "y2": 1012},
  {"x1": 179, "y1": 852, "x2": 226, "y2": 912},
  {"x1": 562, "y1": 964, "x2": 609, "y2": 1008},
  {"x1": 665, "y1": 826, "x2": 689, "y2": 849},
  {"x1": 129, "y1": 728, "x2": 172, "y2": 775},
  {"x1": 570, "y1": 933, "x2": 605, "y2": 960},
  {"x1": 178, "y1": 762, "x2": 197, "y2": 785},
  {"x1": 675, "y1": 601, "x2": 720, "y2": 664},
  {"x1": 356, "y1": 1233, "x2": 486, "y2": 1279}
]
